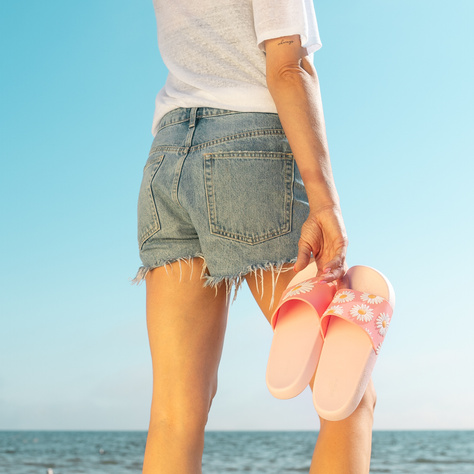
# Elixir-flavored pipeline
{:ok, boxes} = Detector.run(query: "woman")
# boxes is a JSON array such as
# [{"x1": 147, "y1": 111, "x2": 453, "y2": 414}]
[{"x1": 133, "y1": 0, "x2": 376, "y2": 472}]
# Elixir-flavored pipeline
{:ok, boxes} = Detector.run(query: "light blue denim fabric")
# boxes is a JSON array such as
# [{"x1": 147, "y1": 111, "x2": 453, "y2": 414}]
[{"x1": 132, "y1": 107, "x2": 310, "y2": 306}]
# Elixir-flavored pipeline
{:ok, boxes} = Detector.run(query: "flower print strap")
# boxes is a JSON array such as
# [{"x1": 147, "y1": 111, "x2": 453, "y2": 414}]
[
  {"x1": 271, "y1": 278, "x2": 337, "y2": 332},
  {"x1": 321, "y1": 289, "x2": 393, "y2": 354}
]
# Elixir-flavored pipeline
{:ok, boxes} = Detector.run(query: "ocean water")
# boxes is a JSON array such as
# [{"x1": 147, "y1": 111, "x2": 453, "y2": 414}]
[{"x1": 0, "y1": 430, "x2": 473, "y2": 473}]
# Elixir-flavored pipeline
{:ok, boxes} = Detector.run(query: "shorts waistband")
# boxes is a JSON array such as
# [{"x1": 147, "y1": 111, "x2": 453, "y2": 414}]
[{"x1": 157, "y1": 107, "x2": 248, "y2": 131}]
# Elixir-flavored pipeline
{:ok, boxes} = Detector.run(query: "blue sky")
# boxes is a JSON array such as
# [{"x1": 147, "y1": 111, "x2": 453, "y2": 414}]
[{"x1": 1, "y1": 0, "x2": 473, "y2": 431}]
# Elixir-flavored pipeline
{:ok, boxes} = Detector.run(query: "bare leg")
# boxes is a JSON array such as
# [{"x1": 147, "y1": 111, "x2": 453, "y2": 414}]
[
  {"x1": 310, "y1": 380, "x2": 376, "y2": 474},
  {"x1": 245, "y1": 265, "x2": 375, "y2": 474},
  {"x1": 142, "y1": 258, "x2": 230, "y2": 474}
]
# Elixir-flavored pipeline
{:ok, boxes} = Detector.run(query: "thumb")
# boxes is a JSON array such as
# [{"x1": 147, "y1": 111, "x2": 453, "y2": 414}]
[{"x1": 293, "y1": 243, "x2": 312, "y2": 273}]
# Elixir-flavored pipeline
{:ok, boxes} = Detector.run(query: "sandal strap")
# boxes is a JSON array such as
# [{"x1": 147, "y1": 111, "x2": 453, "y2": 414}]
[
  {"x1": 321, "y1": 289, "x2": 393, "y2": 354},
  {"x1": 270, "y1": 278, "x2": 337, "y2": 331}
]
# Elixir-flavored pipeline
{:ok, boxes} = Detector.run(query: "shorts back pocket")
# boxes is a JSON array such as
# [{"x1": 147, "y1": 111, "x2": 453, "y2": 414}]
[{"x1": 204, "y1": 151, "x2": 294, "y2": 244}]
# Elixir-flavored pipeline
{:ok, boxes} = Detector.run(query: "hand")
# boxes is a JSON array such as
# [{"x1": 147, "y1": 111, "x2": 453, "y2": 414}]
[{"x1": 293, "y1": 205, "x2": 348, "y2": 284}]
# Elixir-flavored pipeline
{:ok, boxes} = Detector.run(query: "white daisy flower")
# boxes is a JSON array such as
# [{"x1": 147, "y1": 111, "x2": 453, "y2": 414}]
[
  {"x1": 324, "y1": 305, "x2": 344, "y2": 316},
  {"x1": 364, "y1": 328, "x2": 373, "y2": 338},
  {"x1": 349, "y1": 304, "x2": 374, "y2": 322},
  {"x1": 333, "y1": 290, "x2": 355, "y2": 304},
  {"x1": 285, "y1": 280, "x2": 315, "y2": 298},
  {"x1": 360, "y1": 293, "x2": 384, "y2": 305},
  {"x1": 375, "y1": 343, "x2": 383, "y2": 355},
  {"x1": 376, "y1": 313, "x2": 390, "y2": 336}
]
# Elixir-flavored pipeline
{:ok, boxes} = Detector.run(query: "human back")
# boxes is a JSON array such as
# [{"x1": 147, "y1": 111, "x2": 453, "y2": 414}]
[{"x1": 150, "y1": 0, "x2": 321, "y2": 136}]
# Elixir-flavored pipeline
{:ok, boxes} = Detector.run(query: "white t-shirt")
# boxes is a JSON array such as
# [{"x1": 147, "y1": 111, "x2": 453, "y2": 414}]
[{"x1": 151, "y1": 0, "x2": 322, "y2": 136}]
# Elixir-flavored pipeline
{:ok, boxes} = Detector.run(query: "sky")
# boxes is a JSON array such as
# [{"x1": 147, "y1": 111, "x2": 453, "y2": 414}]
[{"x1": 1, "y1": 0, "x2": 473, "y2": 431}]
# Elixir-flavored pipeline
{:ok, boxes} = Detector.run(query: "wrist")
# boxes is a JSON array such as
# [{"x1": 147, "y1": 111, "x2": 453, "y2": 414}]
[{"x1": 303, "y1": 181, "x2": 340, "y2": 210}]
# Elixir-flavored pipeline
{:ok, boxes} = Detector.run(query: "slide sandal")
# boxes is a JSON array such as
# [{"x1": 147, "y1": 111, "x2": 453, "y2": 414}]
[
  {"x1": 266, "y1": 261, "x2": 337, "y2": 399},
  {"x1": 312, "y1": 265, "x2": 395, "y2": 421}
]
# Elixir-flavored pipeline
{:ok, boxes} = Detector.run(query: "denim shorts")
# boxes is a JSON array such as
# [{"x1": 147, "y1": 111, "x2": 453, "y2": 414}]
[{"x1": 132, "y1": 107, "x2": 310, "y2": 306}]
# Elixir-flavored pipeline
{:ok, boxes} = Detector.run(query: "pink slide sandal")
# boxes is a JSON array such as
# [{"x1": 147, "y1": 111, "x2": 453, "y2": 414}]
[
  {"x1": 312, "y1": 265, "x2": 395, "y2": 421},
  {"x1": 266, "y1": 261, "x2": 337, "y2": 399}
]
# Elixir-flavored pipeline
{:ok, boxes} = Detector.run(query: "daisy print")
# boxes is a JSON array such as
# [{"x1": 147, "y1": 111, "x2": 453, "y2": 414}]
[
  {"x1": 324, "y1": 305, "x2": 344, "y2": 316},
  {"x1": 350, "y1": 304, "x2": 374, "y2": 322},
  {"x1": 376, "y1": 313, "x2": 390, "y2": 336},
  {"x1": 333, "y1": 290, "x2": 355, "y2": 304},
  {"x1": 284, "y1": 280, "x2": 315, "y2": 299},
  {"x1": 375, "y1": 343, "x2": 383, "y2": 355},
  {"x1": 360, "y1": 293, "x2": 384, "y2": 305}
]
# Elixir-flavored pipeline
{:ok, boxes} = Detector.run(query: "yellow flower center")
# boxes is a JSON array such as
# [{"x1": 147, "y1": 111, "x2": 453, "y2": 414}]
[
  {"x1": 340, "y1": 294, "x2": 347, "y2": 299},
  {"x1": 293, "y1": 285, "x2": 301, "y2": 291},
  {"x1": 369, "y1": 294, "x2": 376, "y2": 299},
  {"x1": 358, "y1": 309, "x2": 366, "y2": 315},
  {"x1": 382, "y1": 321, "x2": 387, "y2": 328}
]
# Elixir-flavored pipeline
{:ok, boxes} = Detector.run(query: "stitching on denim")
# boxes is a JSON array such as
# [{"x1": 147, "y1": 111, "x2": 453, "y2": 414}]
[
  {"x1": 204, "y1": 151, "x2": 293, "y2": 159},
  {"x1": 149, "y1": 129, "x2": 287, "y2": 155},
  {"x1": 193, "y1": 129, "x2": 286, "y2": 152},
  {"x1": 149, "y1": 145, "x2": 188, "y2": 154},
  {"x1": 156, "y1": 118, "x2": 189, "y2": 132},
  {"x1": 156, "y1": 110, "x2": 245, "y2": 133},
  {"x1": 144, "y1": 153, "x2": 164, "y2": 171},
  {"x1": 139, "y1": 158, "x2": 165, "y2": 248},
  {"x1": 203, "y1": 151, "x2": 294, "y2": 244}
]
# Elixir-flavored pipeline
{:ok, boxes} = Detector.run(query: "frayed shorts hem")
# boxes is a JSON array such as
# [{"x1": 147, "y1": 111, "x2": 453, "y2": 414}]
[{"x1": 130, "y1": 254, "x2": 298, "y2": 310}]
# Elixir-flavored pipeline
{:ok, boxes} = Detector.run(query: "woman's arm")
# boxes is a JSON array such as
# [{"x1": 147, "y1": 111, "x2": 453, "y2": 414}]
[{"x1": 265, "y1": 35, "x2": 348, "y2": 282}]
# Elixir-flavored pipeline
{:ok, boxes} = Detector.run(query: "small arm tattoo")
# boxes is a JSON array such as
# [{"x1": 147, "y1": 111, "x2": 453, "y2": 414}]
[{"x1": 277, "y1": 39, "x2": 294, "y2": 46}]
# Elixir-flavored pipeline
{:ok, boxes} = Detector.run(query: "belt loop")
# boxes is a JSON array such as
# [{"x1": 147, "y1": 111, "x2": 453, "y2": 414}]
[{"x1": 189, "y1": 107, "x2": 198, "y2": 128}]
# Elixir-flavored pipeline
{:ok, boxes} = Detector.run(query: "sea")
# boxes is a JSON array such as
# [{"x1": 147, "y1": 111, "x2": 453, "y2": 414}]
[{"x1": 0, "y1": 430, "x2": 473, "y2": 473}]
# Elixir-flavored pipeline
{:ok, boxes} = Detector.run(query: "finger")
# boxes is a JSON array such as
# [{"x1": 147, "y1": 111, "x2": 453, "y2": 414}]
[
  {"x1": 315, "y1": 250, "x2": 347, "y2": 283},
  {"x1": 293, "y1": 242, "x2": 312, "y2": 273}
]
